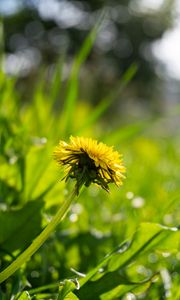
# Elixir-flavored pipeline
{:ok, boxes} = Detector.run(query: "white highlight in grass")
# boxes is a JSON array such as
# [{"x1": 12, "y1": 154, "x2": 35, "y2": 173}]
[
  {"x1": 160, "y1": 268, "x2": 172, "y2": 298},
  {"x1": 163, "y1": 214, "x2": 173, "y2": 225},
  {"x1": 69, "y1": 213, "x2": 78, "y2": 223},
  {"x1": 126, "y1": 191, "x2": 134, "y2": 199},
  {"x1": 131, "y1": 196, "x2": 145, "y2": 208},
  {"x1": 123, "y1": 292, "x2": 136, "y2": 300}
]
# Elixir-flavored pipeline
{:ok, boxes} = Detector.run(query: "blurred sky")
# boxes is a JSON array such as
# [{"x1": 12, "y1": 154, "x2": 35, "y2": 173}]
[
  {"x1": 151, "y1": 0, "x2": 180, "y2": 79},
  {"x1": 131, "y1": 0, "x2": 180, "y2": 80},
  {"x1": 0, "y1": 0, "x2": 180, "y2": 80}
]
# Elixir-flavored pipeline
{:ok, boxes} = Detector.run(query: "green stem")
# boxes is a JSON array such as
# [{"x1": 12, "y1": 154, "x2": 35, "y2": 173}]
[{"x1": 0, "y1": 189, "x2": 77, "y2": 283}]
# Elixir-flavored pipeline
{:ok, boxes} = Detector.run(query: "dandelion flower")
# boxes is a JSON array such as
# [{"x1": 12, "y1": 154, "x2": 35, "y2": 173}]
[{"x1": 54, "y1": 136, "x2": 126, "y2": 194}]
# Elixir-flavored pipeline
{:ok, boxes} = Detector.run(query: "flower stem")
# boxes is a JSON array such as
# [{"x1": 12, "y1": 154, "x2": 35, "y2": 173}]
[{"x1": 0, "y1": 189, "x2": 77, "y2": 283}]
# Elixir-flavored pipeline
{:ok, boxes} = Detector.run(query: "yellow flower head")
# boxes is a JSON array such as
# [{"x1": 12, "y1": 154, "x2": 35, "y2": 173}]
[{"x1": 54, "y1": 136, "x2": 126, "y2": 194}]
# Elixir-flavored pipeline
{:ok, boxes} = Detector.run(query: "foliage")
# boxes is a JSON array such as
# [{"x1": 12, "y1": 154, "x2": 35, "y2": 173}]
[{"x1": 0, "y1": 26, "x2": 180, "y2": 300}]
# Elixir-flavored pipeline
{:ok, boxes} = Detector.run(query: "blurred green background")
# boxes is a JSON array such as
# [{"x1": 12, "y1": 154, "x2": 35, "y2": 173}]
[
  {"x1": 0, "y1": 0, "x2": 180, "y2": 299},
  {"x1": 1, "y1": 0, "x2": 180, "y2": 121}
]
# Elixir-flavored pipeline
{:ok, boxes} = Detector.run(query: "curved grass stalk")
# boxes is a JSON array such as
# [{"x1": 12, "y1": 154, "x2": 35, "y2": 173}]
[{"x1": 0, "y1": 189, "x2": 77, "y2": 283}]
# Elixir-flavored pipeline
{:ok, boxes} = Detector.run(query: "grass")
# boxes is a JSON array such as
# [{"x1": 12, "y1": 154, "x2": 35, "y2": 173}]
[{"x1": 0, "y1": 26, "x2": 180, "y2": 300}]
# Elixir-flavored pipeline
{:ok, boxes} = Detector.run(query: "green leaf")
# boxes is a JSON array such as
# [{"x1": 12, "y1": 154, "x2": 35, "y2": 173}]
[
  {"x1": 57, "y1": 279, "x2": 79, "y2": 300},
  {"x1": 50, "y1": 53, "x2": 65, "y2": 102},
  {"x1": 77, "y1": 63, "x2": 138, "y2": 133},
  {"x1": 108, "y1": 223, "x2": 180, "y2": 272},
  {"x1": 0, "y1": 200, "x2": 43, "y2": 253},
  {"x1": 62, "y1": 12, "x2": 105, "y2": 136},
  {"x1": 76, "y1": 271, "x2": 150, "y2": 300},
  {"x1": 14, "y1": 291, "x2": 31, "y2": 300},
  {"x1": 61, "y1": 292, "x2": 80, "y2": 300},
  {"x1": 0, "y1": 290, "x2": 7, "y2": 300},
  {"x1": 74, "y1": 223, "x2": 180, "y2": 299},
  {"x1": 102, "y1": 120, "x2": 150, "y2": 144}
]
